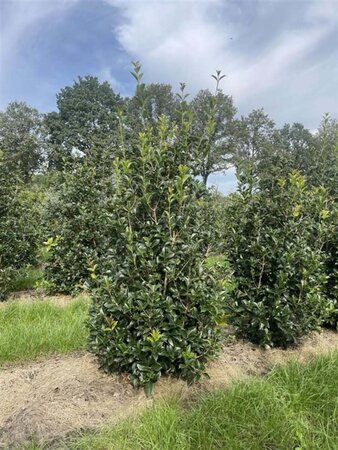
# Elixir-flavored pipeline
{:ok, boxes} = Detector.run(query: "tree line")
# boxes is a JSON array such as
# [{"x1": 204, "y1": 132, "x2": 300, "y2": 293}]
[{"x1": 1, "y1": 65, "x2": 336, "y2": 189}]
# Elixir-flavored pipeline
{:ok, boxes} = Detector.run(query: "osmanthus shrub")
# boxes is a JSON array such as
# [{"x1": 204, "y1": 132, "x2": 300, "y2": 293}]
[
  {"x1": 0, "y1": 153, "x2": 38, "y2": 299},
  {"x1": 44, "y1": 149, "x2": 114, "y2": 294},
  {"x1": 225, "y1": 169, "x2": 331, "y2": 347},
  {"x1": 324, "y1": 201, "x2": 338, "y2": 329},
  {"x1": 88, "y1": 116, "x2": 228, "y2": 394}
]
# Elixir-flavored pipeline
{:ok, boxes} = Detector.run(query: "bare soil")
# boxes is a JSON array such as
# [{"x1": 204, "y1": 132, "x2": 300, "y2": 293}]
[
  {"x1": 4, "y1": 291, "x2": 87, "y2": 307},
  {"x1": 0, "y1": 329, "x2": 337, "y2": 449}
]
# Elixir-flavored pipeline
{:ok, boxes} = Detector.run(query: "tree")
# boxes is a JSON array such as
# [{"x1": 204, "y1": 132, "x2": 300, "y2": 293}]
[
  {"x1": 279, "y1": 122, "x2": 316, "y2": 178},
  {"x1": 277, "y1": 116, "x2": 338, "y2": 195},
  {"x1": 278, "y1": 118, "x2": 338, "y2": 319},
  {"x1": 45, "y1": 76, "x2": 124, "y2": 169},
  {"x1": 313, "y1": 114, "x2": 338, "y2": 196},
  {"x1": 227, "y1": 109, "x2": 279, "y2": 174},
  {"x1": 0, "y1": 102, "x2": 45, "y2": 181},
  {"x1": 123, "y1": 80, "x2": 180, "y2": 153},
  {"x1": 127, "y1": 83, "x2": 178, "y2": 124},
  {"x1": 190, "y1": 87, "x2": 236, "y2": 185}
]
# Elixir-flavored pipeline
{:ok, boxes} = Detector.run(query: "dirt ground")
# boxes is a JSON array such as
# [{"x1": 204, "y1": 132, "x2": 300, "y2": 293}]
[
  {"x1": 0, "y1": 329, "x2": 338, "y2": 449},
  {"x1": 4, "y1": 291, "x2": 84, "y2": 307}
]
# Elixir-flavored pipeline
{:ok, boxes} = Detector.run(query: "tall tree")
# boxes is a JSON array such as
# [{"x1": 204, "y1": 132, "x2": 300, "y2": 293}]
[
  {"x1": 190, "y1": 88, "x2": 236, "y2": 185},
  {"x1": 138, "y1": 83, "x2": 178, "y2": 121},
  {"x1": 88, "y1": 115, "x2": 227, "y2": 392},
  {"x1": 45, "y1": 76, "x2": 124, "y2": 169},
  {"x1": 278, "y1": 116, "x2": 338, "y2": 195},
  {"x1": 279, "y1": 122, "x2": 316, "y2": 177},
  {"x1": 313, "y1": 114, "x2": 338, "y2": 196},
  {"x1": 125, "y1": 82, "x2": 179, "y2": 145},
  {"x1": 0, "y1": 102, "x2": 45, "y2": 181},
  {"x1": 228, "y1": 109, "x2": 277, "y2": 167},
  {"x1": 225, "y1": 108, "x2": 289, "y2": 189}
]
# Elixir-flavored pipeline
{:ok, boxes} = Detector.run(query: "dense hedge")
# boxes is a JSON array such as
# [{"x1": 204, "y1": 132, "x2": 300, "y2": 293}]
[
  {"x1": 324, "y1": 202, "x2": 338, "y2": 328},
  {"x1": 0, "y1": 154, "x2": 38, "y2": 299},
  {"x1": 225, "y1": 170, "x2": 332, "y2": 347},
  {"x1": 88, "y1": 117, "x2": 227, "y2": 393},
  {"x1": 44, "y1": 150, "x2": 113, "y2": 294}
]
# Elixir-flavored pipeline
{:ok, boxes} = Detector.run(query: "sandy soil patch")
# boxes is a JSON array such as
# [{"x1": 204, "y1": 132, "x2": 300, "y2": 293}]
[
  {"x1": 4, "y1": 291, "x2": 88, "y2": 307},
  {"x1": 0, "y1": 329, "x2": 337, "y2": 449}
]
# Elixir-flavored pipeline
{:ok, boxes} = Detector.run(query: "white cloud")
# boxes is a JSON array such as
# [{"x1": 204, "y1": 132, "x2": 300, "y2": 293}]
[
  {"x1": 106, "y1": 0, "x2": 338, "y2": 127},
  {"x1": 2, "y1": 0, "x2": 336, "y2": 129},
  {"x1": 106, "y1": 0, "x2": 232, "y2": 91},
  {"x1": 98, "y1": 67, "x2": 132, "y2": 96},
  {"x1": 0, "y1": 0, "x2": 78, "y2": 82},
  {"x1": 226, "y1": 25, "x2": 330, "y2": 102}
]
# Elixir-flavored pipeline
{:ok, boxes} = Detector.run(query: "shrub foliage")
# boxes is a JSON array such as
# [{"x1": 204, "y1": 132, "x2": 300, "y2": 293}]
[
  {"x1": 0, "y1": 154, "x2": 38, "y2": 299},
  {"x1": 44, "y1": 150, "x2": 113, "y2": 294},
  {"x1": 324, "y1": 201, "x2": 338, "y2": 328},
  {"x1": 88, "y1": 116, "x2": 227, "y2": 393},
  {"x1": 225, "y1": 170, "x2": 331, "y2": 347}
]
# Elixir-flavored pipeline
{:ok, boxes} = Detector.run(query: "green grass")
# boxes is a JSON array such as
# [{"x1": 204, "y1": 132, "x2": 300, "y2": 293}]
[
  {"x1": 55, "y1": 352, "x2": 338, "y2": 450},
  {"x1": 0, "y1": 296, "x2": 89, "y2": 365}
]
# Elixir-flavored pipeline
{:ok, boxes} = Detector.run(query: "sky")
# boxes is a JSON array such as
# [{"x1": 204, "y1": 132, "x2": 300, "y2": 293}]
[{"x1": 0, "y1": 0, "x2": 337, "y2": 193}]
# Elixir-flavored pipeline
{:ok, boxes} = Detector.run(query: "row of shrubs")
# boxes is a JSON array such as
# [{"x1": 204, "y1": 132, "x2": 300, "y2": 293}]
[
  {"x1": 1, "y1": 78, "x2": 337, "y2": 394},
  {"x1": 43, "y1": 116, "x2": 337, "y2": 392}
]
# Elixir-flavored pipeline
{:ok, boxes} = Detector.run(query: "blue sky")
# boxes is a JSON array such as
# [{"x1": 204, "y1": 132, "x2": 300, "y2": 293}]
[{"x1": 0, "y1": 0, "x2": 337, "y2": 193}]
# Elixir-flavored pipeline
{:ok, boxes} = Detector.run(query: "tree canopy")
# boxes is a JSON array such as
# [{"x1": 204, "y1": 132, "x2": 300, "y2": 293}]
[
  {"x1": 0, "y1": 102, "x2": 45, "y2": 181},
  {"x1": 45, "y1": 76, "x2": 124, "y2": 169}
]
